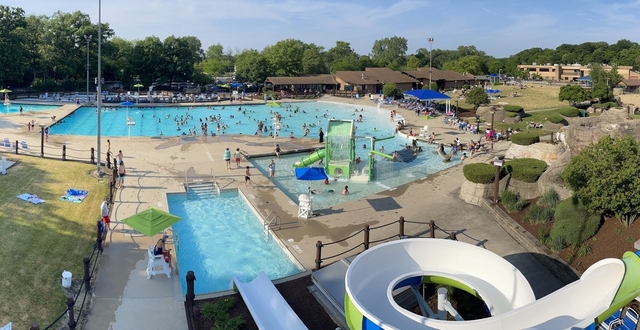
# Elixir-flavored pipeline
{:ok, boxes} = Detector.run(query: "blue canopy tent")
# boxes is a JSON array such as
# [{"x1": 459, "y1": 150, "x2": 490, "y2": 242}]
[{"x1": 403, "y1": 89, "x2": 452, "y2": 115}]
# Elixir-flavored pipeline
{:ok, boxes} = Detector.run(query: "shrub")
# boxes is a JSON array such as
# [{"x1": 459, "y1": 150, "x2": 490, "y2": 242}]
[
  {"x1": 505, "y1": 158, "x2": 547, "y2": 183},
  {"x1": 538, "y1": 189, "x2": 560, "y2": 209},
  {"x1": 200, "y1": 298, "x2": 246, "y2": 330},
  {"x1": 501, "y1": 190, "x2": 527, "y2": 212},
  {"x1": 547, "y1": 114, "x2": 565, "y2": 124},
  {"x1": 549, "y1": 197, "x2": 602, "y2": 248},
  {"x1": 494, "y1": 82, "x2": 503, "y2": 86},
  {"x1": 559, "y1": 107, "x2": 581, "y2": 117},
  {"x1": 503, "y1": 105, "x2": 523, "y2": 112},
  {"x1": 510, "y1": 132, "x2": 540, "y2": 146},
  {"x1": 463, "y1": 163, "x2": 497, "y2": 184},
  {"x1": 523, "y1": 205, "x2": 554, "y2": 224},
  {"x1": 538, "y1": 227, "x2": 550, "y2": 243},
  {"x1": 578, "y1": 244, "x2": 592, "y2": 257},
  {"x1": 548, "y1": 233, "x2": 567, "y2": 253}
]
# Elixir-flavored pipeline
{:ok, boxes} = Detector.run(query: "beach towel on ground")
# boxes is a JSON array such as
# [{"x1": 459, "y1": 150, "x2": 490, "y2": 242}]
[
  {"x1": 17, "y1": 193, "x2": 46, "y2": 205},
  {"x1": 60, "y1": 188, "x2": 88, "y2": 203}
]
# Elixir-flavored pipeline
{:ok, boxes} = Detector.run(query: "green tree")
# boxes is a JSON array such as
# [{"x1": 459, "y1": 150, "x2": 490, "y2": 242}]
[
  {"x1": 465, "y1": 87, "x2": 489, "y2": 109},
  {"x1": 558, "y1": 85, "x2": 591, "y2": 105},
  {"x1": 159, "y1": 35, "x2": 201, "y2": 84},
  {"x1": 0, "y1": 5, "x2": 27, "y2": 86},
  {"x1": 263, "y1": 39, "x2": 307, "y2": 76},
  {"x1": 302, "y1": 44, "x2": 327, "y2": 74},
  {"x1": 326, "y1": 41, "x2": 360, "y2": 72},
  {"x1": 201, "y1": 43, "x2": 234, "y2": 77},
  {"x1": 130, "y1": 36, "x2": 164, "y2": 85},
  {"x1": 370, "y1": 36, "x2": 407, "y2": 68},
  {"x1": 382, "y1": 82, "x2": 398, "y2": 97},
  {"x1": 235, "y1": 49, "x2": 270, "y2": 83},
  {"x1": 404, "y1": 56, "x2": 421, "y2": 71},
  {"x1": 562, "y1": 136, "x2": 640, "y2": 227},
  {"x1": 442, "y1": 55, "x2": 484, "y2": 75}
]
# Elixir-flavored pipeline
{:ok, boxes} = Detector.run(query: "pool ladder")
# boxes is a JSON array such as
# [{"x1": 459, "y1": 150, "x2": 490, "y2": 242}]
[{"x1": 264, "y1": 211, "x2": 281, "y2": 238}]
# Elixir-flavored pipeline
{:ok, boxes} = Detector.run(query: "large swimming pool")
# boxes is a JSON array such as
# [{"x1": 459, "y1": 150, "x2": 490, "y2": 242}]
[
  {"x1": 168, "y1": 189, "x2": 303, "y2": 295},
  {"x1": 49, "y1": 101, "x2": 398, "y2": 137},
  {"x1": 0, "y1": 103, "x2": 61, "y2": 114}
]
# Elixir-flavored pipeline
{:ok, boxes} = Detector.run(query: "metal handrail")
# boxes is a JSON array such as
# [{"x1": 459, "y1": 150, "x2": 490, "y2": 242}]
[{"x1": 263, "y1": 211, "x2": 281, "y2": 236}]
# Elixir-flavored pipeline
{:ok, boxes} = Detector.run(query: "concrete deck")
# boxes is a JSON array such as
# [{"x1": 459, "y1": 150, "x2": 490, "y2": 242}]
[{"x1": 0, "y1": 95, "x2": 565, "y2": 329}]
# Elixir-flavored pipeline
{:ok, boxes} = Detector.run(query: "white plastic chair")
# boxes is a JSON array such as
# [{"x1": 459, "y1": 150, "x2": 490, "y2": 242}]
[{"x1": 146, "y1": 244, "x2": 171, "y2": 279}]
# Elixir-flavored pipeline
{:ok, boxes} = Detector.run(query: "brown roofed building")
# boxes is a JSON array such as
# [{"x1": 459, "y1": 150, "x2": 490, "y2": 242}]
[
  {"x1": 264, "y1": 74, "x2": 337, "y2": 95},
  {"x1": 403, "y1": 68, "x2": 478, "y2": 90},
  {"x1": 618, "y1": 79, "x2": 640, "y2": 93},
  {"x1": 334, "y1": 67, "x2": 418, "y2": 94}
]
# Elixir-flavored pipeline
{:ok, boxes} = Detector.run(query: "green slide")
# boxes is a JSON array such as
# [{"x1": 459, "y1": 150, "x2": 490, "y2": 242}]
[
  {"x1": 369, "y1": 150, "x2": 393, "y2": 160},
  {"x1": 293, "y1": 149, "x2": 326, "y2": 168}
]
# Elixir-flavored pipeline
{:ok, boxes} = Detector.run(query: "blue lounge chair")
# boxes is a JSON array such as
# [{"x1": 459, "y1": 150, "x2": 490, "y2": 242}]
[
  {"x1": 599, "y1": 309, "x2": 622, "y2": 330},
  {"x1": 620, "y1": 307, "x2": 639, "y2": 330}
]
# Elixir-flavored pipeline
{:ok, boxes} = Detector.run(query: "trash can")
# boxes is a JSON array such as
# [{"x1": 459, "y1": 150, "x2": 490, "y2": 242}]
[{"x1": 62, "y1": 271, "x2": 72, "y2": 288}]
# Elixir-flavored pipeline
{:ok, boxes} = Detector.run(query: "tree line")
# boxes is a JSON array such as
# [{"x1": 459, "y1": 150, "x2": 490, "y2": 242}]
[{"x1": 2, "y1": 5, "x2": 640, "y2": 91}]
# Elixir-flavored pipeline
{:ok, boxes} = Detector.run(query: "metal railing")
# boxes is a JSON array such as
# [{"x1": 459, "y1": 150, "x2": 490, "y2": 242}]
[{"x1": 264, "y1": 211, "x2": 281, "y2": 236}]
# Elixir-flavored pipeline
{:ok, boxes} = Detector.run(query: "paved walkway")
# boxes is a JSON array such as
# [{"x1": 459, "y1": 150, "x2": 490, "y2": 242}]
[{"x1": 0, "y1": 96, "x2": 565, "y2": 329}]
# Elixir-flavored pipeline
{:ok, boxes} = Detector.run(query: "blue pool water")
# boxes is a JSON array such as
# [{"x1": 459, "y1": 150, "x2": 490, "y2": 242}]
[
  {"x1": 0, "y1": 103, "x2": 61, "y2": 114},
  {"x1": 251, "y1": 139, "x2": 460, "y2": 210},
  {"x1": 168, "y1": 190, "x2": 303, "y2": 295},
  {"x1": 49, "y1": 101, "x2": 397, "y2": 137}
]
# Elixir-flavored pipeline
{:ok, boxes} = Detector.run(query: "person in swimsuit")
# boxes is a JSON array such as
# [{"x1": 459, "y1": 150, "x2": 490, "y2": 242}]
[
  {"x1": 245, "y1": 166, "x2": 251, "y2": 187},
  {"x1": 223, "y1": 147, "x2": 231, "y2": 169},
  {"x1": 118, "y1": 160, "x2": 126, "y2": 188},
  {"x1": 268, "y1": 159, "x2": 276, "y2": 178},
  {"x1": 234, "y1": 148, "x2": 242, "y2": 168},
  {"x1": 342, "y1": 185, "x2": 349, "y2": 195},
  {"x1": 274, "y1": 144, "x2": 281, "y2": 158}
]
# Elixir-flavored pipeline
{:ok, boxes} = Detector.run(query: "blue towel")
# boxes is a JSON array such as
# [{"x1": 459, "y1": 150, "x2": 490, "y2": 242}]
[{"x1": 66, "y1": 189, "x2": 88, "y2": 196}]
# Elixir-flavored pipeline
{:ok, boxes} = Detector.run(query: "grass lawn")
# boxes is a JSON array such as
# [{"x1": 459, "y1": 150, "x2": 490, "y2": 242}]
[
  {"x1": 0, "y1": 153, "x2": 108, "y2": 329},
  {"x1": 460, "y1": 85, "x2": 568, "y2": 111},
  {"x1": 493, "y1": 109, "x2": 563, "y2": 132}
]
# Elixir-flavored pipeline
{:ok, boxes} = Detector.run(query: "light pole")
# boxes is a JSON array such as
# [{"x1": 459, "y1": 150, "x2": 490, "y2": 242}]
[
  {"x1": 84, "y1": 35, "x2": 92, "y2": 104},
  {"x1": 490, "y1": 109, "x2": 495, "y2": 152},
  {"x1": 96, "y1": 0, "x2": 102, "y2": 174},
  {"x1": 493, "y1": 157, "x2": 503, "y2": 204},
  {"x1": 428, "y1": 38, "x2": 434, "y2": 90}
]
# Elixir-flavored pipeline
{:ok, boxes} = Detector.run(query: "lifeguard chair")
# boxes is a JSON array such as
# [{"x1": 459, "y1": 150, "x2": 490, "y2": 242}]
[
  {"x1": 297, "y1": 194, "x2": 312, "y2": 219},
  {"x1": 420, "y1": 125, "x2": 429, "y2": 138}
]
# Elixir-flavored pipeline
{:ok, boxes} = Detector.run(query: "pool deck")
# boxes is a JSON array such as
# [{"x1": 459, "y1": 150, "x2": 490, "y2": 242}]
[{"x1": 0, "y1": 96, "x2": 565, "y2": 329}]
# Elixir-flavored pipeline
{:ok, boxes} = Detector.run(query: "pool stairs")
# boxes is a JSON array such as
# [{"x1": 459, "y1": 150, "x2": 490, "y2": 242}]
[{"x1": 184, "y1": 181, "x2": 218, "y2": 199}]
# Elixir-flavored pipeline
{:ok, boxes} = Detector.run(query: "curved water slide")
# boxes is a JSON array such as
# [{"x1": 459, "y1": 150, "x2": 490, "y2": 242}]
[
  {"x1": 293, "y1": 149, "x2": 326, "y2": 168},
  {"x1": 345, "y1": 238, "x2": 640, "y2": 330},
  {"x1": 436, "y1": 145, "x2": 453, "y2": 162}
]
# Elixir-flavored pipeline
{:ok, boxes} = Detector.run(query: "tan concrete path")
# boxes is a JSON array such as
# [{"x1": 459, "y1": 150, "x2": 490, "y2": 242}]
[{"x1": 0, "y1": 96, "x2": 565, "y2": 329}]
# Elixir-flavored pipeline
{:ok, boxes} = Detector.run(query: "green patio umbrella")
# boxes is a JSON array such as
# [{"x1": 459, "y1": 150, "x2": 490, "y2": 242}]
[
  {"x1": 121, "y1": 207, "x2": 181, "y2": 237},
  {"x1": 0, "y1": 89, "x2": 11, "y2": 93}
]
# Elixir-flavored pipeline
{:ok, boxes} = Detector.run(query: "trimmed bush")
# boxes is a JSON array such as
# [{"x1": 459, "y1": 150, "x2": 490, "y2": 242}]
[
  {"x1": 549, "y1": 197, "x2": 601, "y2": 248},
  {"x1": 503, "y1": 105, "x2": 523, "y2": 112},
  {"x1": 510, "y1": 132, "x2": 540, "y2": 146},
  {"x1": 463, "y1": 163, "x2": 496, "y2": 184},
  {"x1": 559, "y1": 107, "x2": 581, "y2": 117},
  {"x1": 501, "y1": 190, "x2": 527, "y2": 212},
  {"x1": 548, "y1": 233, "x2": 567, "y2": 253},
  {"x1": 505, "y1": 158, "x2": 547, "y2": 183},
  {"x1": 547, "y1": 114, "x2": 565, "y2": 124}
]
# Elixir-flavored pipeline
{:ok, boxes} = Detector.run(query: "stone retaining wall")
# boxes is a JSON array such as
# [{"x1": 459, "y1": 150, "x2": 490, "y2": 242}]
[{"x1": 479, "y1": 197, "x2": 579, "y2": 285}]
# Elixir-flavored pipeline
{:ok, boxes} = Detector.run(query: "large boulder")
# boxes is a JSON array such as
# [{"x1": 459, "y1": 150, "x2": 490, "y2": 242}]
[
  {"x1": 505, "y1": 142, "x2": 563, "y2": 165},
  {"x1": 476, "y1": 106, "x2": 508, "y2": 124}
]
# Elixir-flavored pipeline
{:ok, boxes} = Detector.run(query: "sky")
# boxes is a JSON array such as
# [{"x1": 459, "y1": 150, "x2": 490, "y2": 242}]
[{"x1": 5, "y1": 0, "x2": 640, "y2": 58}]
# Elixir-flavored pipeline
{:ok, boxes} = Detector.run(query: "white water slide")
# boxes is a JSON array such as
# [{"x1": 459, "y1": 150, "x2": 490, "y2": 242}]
[
  {"x1": 345, "y1": 238, "x2": 626, "y2": 329},
  {"x1": 233, "y1": 271, "x2": 308, "y2": 330}
]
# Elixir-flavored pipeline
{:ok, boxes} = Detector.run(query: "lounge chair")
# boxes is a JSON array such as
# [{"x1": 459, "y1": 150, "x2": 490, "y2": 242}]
[
  {"x1": 20, "y1": 140, "x2": 28, "y2": 149},
  {"x1": 620, "y1": 307, "x2": 639, "y2": 330},
  {"x1": 146, "y1": 244, "x2": 171, "y2": 279},
  {"x1": 3, "y1": 138, "x2": 12, "y2": 148},
  {"x1": 599, "y1": 309, "x2": 622, "y2": 330}
]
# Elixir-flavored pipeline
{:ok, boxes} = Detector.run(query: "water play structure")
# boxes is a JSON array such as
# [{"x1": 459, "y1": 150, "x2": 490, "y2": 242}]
[
  {"x1": 293, "y1": 119, "x2": 397, "y2": 182},
  {"x1": 344, "y1": 238, "x2": 640, "y2": 330}
]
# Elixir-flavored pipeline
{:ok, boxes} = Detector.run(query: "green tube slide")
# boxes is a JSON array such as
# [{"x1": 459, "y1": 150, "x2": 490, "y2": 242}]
[
  {"x1": 369, "y1": 150, "x2": 393, "y2": 160},
  {"x1": 595, "y1": 251, "x2": 640, "y2": 324},
  {"x1": 293, "y1": 149, "x2": 326, "y2": 168}
]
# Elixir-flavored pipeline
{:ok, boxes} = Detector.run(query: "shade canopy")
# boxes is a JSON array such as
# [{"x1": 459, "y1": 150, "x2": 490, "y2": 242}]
[
  {"x1": 120, "y1": 101, "x2": 135, "y2": 106},
  {"x1": 121, "y1": 207, "x2": 181, "y2": 237},
  {"x1": 404, "y1": 89, "x2": 451, "y2": 100},
  {"x1": 0, "y1": 89, "x2": 11, "y2": 93},
  {"x1": 486, "y1": 89, "x2": 501, "y2": 94},
  {"x1": 230, "y1": 82, "x2": 243, "y2": 88},
  {"x1": 133, "y1": 83, "x2": 144, "y2": 88},
  {"x1": 295, "y1": 167, "x2": 328, "y2": 181}
]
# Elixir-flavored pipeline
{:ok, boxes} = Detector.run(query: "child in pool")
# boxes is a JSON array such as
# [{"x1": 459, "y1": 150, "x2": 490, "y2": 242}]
[{"x1": 342, "y1": 185, "x2": 349, "y2": 195}]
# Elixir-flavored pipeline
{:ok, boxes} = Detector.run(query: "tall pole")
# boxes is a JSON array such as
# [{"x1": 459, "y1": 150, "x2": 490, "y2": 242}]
[
  {"x1": 428, "y1": 37, "x2": 434, "y2": 90},
  {"x1": 85, "y1": 35, "x2": 92, "y2": 104},
  {"x1": 96, "y1": 0, "x2": 102, "y2": 174},
  {"x1": 490, "y1": 110, "x2": 495, "y2": 152}
]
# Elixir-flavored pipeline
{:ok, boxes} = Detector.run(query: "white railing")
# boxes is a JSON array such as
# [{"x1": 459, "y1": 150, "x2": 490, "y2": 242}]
[{"x1": 263, "y1": 211, "x2": 281, "y2": 237}]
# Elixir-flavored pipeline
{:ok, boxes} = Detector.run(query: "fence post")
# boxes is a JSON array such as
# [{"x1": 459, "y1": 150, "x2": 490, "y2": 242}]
[
  {"x1": 14, "y1": 140, "x2": 18, "y2": 154},
  {"x1": 109, "y1": 181, "x2": 114, "y2": 203},
  {"x1": 398, "y1": 216, "x2": 405, "y2": 238},
  {"x1": 62, "y1": 145, "x2": 67, "y2": 161},
  {"x1": 106, "y1": 152, "x2": 111, "y2": 169},
  {"x1": 450, "y1": 232, "x2": 457, "y2": 241},
  {"x1": 429, "y1": 220, "x2": 435, "y2": 238},
  {"x1": 30, "y1": 323, "x2": 39, "y2": 330},
  {"x1": 186, "y1": 271, "x2": 196, "y2": 305},
  {"x1": 40, "y1": 125, "x2": 45, "y2": 157},
  {"x1": 113, "y1": 158, "x2": 117, "y2": 169},
  {"x1": 66, "y1": 293, "x2": 76, "y2": 329},
  {"x1": 363, "y1": 225, "x2": 370, "y2": 250},
  {"x1": 90, "y1": 147, "x2": 95, "y2": 164},
  {"x1": 314, "y1": 241, "x2": 323, "y2": 271},
  {"x1": 83, "y1": 256, "x2": 91, "y2": 291},
  {"x1": 96, "y1": 220, "x2": 103, "y2": 252},
  {"x1": 550, "y1": 132, "x2": 555, "y2": 144}
]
